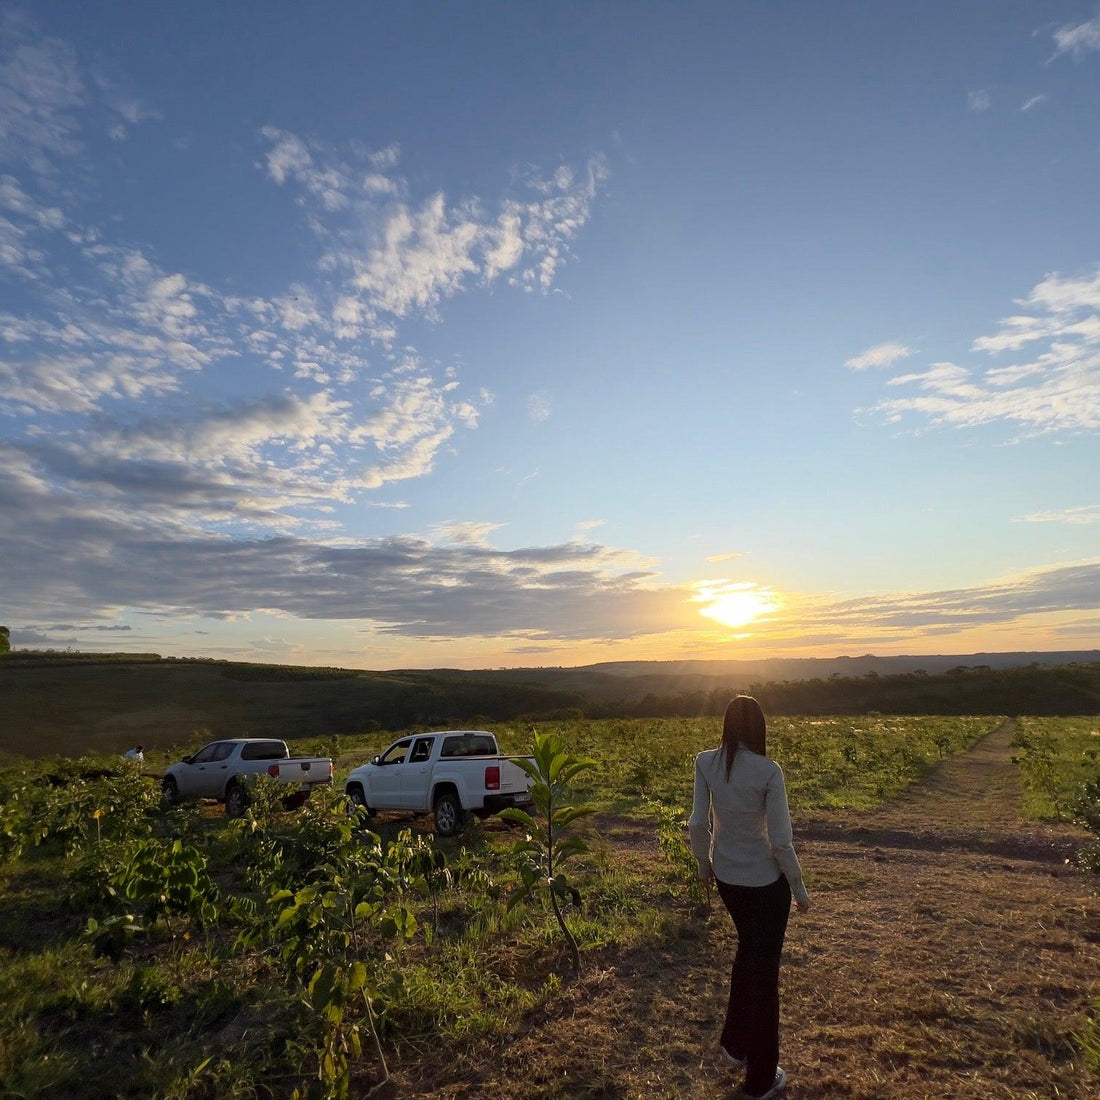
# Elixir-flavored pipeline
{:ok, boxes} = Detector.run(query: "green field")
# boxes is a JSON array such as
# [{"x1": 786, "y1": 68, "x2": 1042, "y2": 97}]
[{"x1": 0, "y1": 714, "x2": 1092, "y2": 1098}]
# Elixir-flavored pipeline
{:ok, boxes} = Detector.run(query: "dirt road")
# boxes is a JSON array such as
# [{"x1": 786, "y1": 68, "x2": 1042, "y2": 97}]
[{"x1": 415, "y1": 719, "x2": 1099, "y2": 1099}]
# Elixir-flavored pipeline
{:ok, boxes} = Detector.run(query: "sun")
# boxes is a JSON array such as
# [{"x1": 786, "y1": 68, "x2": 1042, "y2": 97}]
[{"x1": 696, "y1": 583, "x2": 777, "y2": 629}]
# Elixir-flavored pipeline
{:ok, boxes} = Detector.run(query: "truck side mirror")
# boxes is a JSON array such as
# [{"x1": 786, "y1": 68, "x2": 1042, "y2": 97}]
[
  {"x1": 371, "y1": 755, "x2": 380, "y2": 766},
  {"x1": 182, "y1": 755, "x2": 193, "y2": 765}
]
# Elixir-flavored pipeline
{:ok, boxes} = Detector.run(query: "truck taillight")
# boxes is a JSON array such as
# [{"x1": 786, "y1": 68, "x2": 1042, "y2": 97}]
[
  {"x1": 329, "y1": 761, "x2": 334, "y2": 776},
  {"x1": 485, "y1": 765, "x2": 500, "y2": 791},
  {"x1": 267, "y1": 764, "x2": 279, "y2": 778}
]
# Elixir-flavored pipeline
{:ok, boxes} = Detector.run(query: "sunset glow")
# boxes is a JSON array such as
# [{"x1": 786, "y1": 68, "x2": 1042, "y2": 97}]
[{"x1": 697, "y1": 584, "x2": 778, "y2": 630}]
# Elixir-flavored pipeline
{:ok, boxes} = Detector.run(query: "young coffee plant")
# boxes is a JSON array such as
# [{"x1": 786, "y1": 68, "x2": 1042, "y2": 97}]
[
  {"x1": 240, "y1": 819, "x2": 425, "y2": 1098},
  {"x1": 501, "y1": 732, "x2": 597, "y2": 973},
  {"x1": 645, "y1": 796, "x2": 710, "y2": 907},
  {"x1": 115, "y1": 836, "x2": 220, "y2": 935},
  {"x1": 1012, "y1": 728, "x2": 1068, "y2": 819}
]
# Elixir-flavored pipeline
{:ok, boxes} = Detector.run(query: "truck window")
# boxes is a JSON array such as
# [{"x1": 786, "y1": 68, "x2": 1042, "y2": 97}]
[
  {"x1": 240, "y1": 741, "x2": 288, "y2": 761},
  {"x1": 441, "y1": 734, "x2": 495, "y2": 758},
  {"x1": 379, "y1": 739, "x2": 411, "y2": 765},
  {"x1": 190, "y1": 742, "x2": 220, "y2": 765},
  {"x1": 208, "y1": 742, "x2": 236, "y2": 762},
  {"x1": 410, "y1": 737, "x2": 434, "y2": 763}
]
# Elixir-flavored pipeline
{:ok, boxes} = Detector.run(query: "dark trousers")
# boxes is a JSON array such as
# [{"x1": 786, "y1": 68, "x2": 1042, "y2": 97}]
[{"x1": 716, "y1": 874, "x2": 791, "y2": 1095}]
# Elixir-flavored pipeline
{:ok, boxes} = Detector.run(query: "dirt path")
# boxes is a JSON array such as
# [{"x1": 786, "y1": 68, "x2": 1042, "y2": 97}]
[{"x1": 412, "y1": 719, "x2": 1099, "y2": 1099}]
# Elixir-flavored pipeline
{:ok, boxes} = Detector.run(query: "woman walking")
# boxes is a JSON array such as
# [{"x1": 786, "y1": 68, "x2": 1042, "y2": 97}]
[{"x1": 689, "y1": 696, "x2": 810, "y2": 1099}]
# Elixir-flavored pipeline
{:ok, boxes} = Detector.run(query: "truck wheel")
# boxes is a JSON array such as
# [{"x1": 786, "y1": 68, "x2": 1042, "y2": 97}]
[
  {"x1": 161, "y1": 776, "x2": 180, "y2": 808},
  {"x1": 224, "y1": 782, "x2": 249, "y2": 818},
  {"x1": 433, "y1": 791, "x2": 464, "y2": 837},
  {"x1": 346, "y1": 783, "x2": 374, "y2": 817}
]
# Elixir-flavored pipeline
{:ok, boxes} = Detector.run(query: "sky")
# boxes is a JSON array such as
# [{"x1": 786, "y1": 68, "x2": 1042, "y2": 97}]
[{"x1": 2, "y1": 1, "x2": 1099, "y2": 669}]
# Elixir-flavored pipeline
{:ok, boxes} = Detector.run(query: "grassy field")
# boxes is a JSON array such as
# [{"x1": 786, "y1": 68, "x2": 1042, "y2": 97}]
[
  {"x1": 1011, "y1": 715, "x2": 1100, "y2": 819},
  {"x1": 0, "y1": 714, "x2": 1095, "y2": 1098}
]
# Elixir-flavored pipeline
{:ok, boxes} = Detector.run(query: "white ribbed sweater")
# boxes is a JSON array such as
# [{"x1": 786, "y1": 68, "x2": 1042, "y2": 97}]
[{"x1": 688, "y1": 747, "x2": 809, "y2": 906}]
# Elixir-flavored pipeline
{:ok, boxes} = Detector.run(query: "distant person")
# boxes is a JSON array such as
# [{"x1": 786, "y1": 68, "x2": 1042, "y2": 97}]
[
  {"x1": 688, "y1": 696, "x2": 810, "y2": 1100},
  {"x1": 122, "y1": 744, "x2": 144, "y2": 763}
]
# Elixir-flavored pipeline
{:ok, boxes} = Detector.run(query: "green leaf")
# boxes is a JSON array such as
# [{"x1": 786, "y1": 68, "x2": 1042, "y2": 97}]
[
  {"x1": 548, "y1": 751, "x2": 569, "y2": 783},
  {"x1": 505, "y1": 885, "x2": 532, "y2": 911},
  {"x1": 553, "y1": 835, "x2": 590, "y2": 863},
  {"x1": 557, "y1": 759, "x2": 597, "y2": 784},
  {"x1": 499, "y1": 807, "x2": 537, "y2": 830},
  {"x1": 552, "y1": 804, "x2": 595, "y2": 829}
]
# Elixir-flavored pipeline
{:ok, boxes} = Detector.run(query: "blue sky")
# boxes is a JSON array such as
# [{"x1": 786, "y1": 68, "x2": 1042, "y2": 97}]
[{"x1": 2, "y1": 2, "x2": 1099, "y2": 667}]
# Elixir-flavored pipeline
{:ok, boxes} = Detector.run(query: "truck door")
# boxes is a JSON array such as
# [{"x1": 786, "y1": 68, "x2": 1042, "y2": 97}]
[
  {"x1": 370, "y1": 738, "x2": 412, "y2": 809},
  {"x1": 404, "y1": 736, "x2": 436, "y2": 810},
  {"x1": 179, "y1": 741, "x2": 235, "y2": 797}
]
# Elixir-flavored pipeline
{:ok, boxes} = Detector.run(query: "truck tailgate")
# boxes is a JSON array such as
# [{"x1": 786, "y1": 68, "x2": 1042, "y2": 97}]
[
  {"x1": 497, "y1": 758, "x2": 535, "y2": 796},
  {"x1": 267, "y1": 759, "x2": 333, "y2": 785}
]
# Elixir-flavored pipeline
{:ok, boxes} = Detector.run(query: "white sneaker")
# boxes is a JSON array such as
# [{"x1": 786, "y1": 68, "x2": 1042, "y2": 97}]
[
  {"x1": 718, "y1": 1044, "x2": 745, "y2": 1069},
  {"x1": 741, "y1": 1066, "x2": 787, "y2": 1099}
]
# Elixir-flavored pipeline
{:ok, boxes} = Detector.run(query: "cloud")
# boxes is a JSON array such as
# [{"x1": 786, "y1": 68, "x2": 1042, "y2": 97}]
[
  {"x1": 257, "y1": 128, "x2": 608, "y2": 339},
  {"x1": 1052, "y1": 13, "x2": 1100, "y2": 59},
  {"x1": 706, "y1": 552, "x2": 747, "y2": 563},
  {"x1": 0, "y1": 11, "x2": 84, "y2": 173},
  {"x1": 526, "y1": 389, "x2": 552, "y2": 422},
  {"x1": 845, "y1": 341, "x2": 914, "y2": 371},
  {"x1": 864, "y1": 268, "x2": 1100, "y2": 434},
  {"x1": 1020, "y1": 94, "x2": 1047, "y2": 112},
  {"x1": 967, "y1": 89, "x2": 992, "y2": 113},
  {"x1": 738, "y1": 560, "x2": 1100, "y2": 646},
  {"x1": 0, "y1": 453, "x2": 698, "y2": 641},
  {"x1": 1019, "y1": 505, "x2": 1100, "y2": 526}
]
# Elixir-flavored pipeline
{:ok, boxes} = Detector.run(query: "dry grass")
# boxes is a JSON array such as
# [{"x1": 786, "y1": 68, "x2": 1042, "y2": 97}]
[{"x1": 386, "y1": 720, "x2": 1099, "y2": 1098}]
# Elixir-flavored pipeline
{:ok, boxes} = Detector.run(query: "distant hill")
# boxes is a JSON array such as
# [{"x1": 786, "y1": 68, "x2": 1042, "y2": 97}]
[
  {"x1": 0, "y1": 657, "x2": 584, "y2": 759},
  {"x1": 2, "y1": 649, "x2": 1097, "y2": 759},
  {"x1": 412, "y1": 651, "x2": 1100, "y2": 701}
]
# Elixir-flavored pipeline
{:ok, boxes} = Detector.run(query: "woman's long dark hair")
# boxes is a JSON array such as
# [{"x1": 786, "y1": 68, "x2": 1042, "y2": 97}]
[{"x1": 721, "y1": 695, "x2": 768, "y2": 780}]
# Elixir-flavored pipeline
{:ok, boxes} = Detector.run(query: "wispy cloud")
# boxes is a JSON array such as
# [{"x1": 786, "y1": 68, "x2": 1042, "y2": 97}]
[
  {"x1": 258, "y1": 128, "x2": 609, "y2": 341},
  {"x1": 526, "y1": 389, "x2": 552, "y2": 422},
  {"x1": 1018, "y1": 505, "x2": 1100, "y2": 526},
  {"x1": 845, "y1": 341, "x2": 914, "y2": 371},
  {"x1": 1052, "y1": 12, "x2": 1100, "y2": 60},
  {"x1": 1020, "y1": 94, "x2": 1048, "y2": 112},
  {"x1": 967, "y1": 88, "x2": 992, "y2": 113},
  {"x1": 733, "y1": 560, "x2": 1100, "y2": 647},
  {"x1": 864, "y1": 269, "x2": 1100, "y2": 434},
  {"x1": 0, "y1": 11, "x2": 84, "y2": 173}
]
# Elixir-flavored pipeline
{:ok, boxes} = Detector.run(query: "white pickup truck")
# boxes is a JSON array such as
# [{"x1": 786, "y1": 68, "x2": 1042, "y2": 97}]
[
  {"x1": 344, "y1": 730, "x2": 534, "y2": 836},
  {"x1": 161, "y1": 738, "x2": 333, "y2": 817}
]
